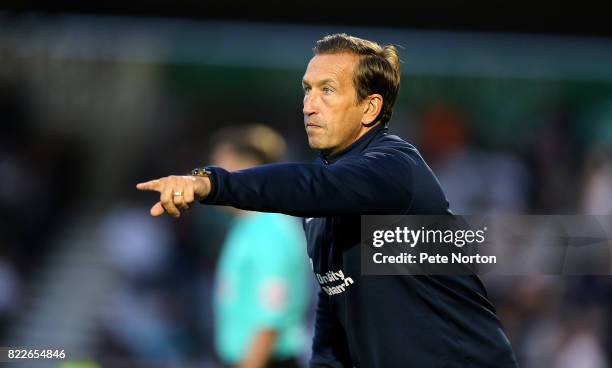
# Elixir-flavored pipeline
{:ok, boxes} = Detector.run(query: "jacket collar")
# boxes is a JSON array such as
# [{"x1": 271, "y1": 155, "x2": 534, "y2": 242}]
[{"x1": 319, "y1": 123, "x2": 388, "y2": 165}]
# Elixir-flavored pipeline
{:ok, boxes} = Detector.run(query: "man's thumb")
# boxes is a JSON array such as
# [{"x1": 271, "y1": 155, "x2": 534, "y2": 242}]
[{"x1": 150, "y1": 202, "x2": 166, "y2": 217}]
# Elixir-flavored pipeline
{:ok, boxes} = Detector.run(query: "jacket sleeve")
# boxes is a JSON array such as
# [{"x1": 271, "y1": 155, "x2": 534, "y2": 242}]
[
  {"x1": 201, "y1": 148, "x2": 414, "y2": 217},
  {"x1": 309, "y1": 290, "x2": 353, "y2": 368}
]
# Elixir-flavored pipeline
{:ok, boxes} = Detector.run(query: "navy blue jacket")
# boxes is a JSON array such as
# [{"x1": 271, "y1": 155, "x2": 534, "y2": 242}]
[{"x1": 203, "y1": 124, "x2": 518, "y2": 368}]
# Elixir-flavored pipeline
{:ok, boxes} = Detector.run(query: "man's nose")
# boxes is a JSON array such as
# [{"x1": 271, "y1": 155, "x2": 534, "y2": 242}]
[{"x1": 303, "y1": 93, "x2": 317, "y2": 116}]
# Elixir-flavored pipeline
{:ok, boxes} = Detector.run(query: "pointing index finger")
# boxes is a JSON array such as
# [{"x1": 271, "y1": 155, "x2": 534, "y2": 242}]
[{"x1": 136, "y1": 179, "x2": 162, "y2": 192}]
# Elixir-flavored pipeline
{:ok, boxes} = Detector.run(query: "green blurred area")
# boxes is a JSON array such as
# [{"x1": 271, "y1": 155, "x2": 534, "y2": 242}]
[{"x1": 164, "y1": 64, "x2": 612, "y2": 150}]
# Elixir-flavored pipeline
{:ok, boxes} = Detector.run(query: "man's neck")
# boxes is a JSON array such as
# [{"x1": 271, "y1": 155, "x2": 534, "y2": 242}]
[{"x1": 323, "y1": 121, "x2": 382, "y2": 157}]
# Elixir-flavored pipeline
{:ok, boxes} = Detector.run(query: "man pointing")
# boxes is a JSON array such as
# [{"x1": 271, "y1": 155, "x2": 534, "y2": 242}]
[{"x1": 137, "y1": 33, "x2": 518, "y2": 368}]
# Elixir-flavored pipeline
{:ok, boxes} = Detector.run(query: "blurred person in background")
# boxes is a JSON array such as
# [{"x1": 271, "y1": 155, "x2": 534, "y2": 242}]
[{"x1": 209, "y1": 124, "x2": 310, "y2": 368}]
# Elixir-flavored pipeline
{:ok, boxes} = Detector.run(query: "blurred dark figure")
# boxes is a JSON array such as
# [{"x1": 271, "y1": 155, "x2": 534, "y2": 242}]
[{"x1": 527, "y1": 106, "x2": 581, "y2": 213}]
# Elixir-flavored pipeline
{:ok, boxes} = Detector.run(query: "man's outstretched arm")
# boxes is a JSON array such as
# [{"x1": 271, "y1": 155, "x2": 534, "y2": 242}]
[{"x1": 136, "y1": 149, "x2": 414, "y2": 218}]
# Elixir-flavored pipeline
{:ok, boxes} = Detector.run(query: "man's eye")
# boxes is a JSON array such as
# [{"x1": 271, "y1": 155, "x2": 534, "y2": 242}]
[
  {"x1": 303, "y1": 86, "x2": 311, "y2": 94},
  {"x1": 323, "y1": 87, "x2": 334, "y2": 94}
]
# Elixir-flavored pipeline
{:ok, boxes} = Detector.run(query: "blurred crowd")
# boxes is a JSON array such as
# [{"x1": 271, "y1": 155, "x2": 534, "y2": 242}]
[
  {"x1": 416, "y1": 103, "x2": 612, "y2": 368},
  {"x1": 1, "y1": 19, "x2": 612, "y2": 368},
  {"x1": 0, "y1": 80, "x2": 88, "y2": 334}
]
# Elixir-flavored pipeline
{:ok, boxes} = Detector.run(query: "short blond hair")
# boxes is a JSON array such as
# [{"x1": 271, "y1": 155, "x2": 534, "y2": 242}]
[
  {"x1": 314, "y1": 33, "x2": 401, "y2": 125},
  {"x1": 210, "y1": 124, "x2": 287, "y2": 164}
]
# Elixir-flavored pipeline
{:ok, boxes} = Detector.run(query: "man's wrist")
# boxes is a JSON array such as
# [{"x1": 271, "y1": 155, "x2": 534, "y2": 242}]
[{"x1": 190, "y1": 167, "x2": 214, "y2": 201}]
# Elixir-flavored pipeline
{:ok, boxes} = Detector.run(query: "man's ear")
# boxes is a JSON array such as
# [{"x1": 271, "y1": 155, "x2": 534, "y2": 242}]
[{"x1": 362, "y1": 94, "x2": 383, "y2": 126}]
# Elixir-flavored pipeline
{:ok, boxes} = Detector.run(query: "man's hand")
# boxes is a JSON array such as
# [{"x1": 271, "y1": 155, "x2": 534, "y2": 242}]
[{"x1": 136, "y1": 175, "x2": 211, "y2": 218}]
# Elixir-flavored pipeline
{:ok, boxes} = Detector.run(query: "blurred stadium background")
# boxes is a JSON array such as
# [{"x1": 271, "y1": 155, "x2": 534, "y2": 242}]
[{"x1": 1, "y1": 4, "x2": 612, "y2": 367}]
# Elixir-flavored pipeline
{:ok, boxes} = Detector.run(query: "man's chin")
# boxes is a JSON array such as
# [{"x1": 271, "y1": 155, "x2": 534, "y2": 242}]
[{"x1": 307, "y1": 139, "x2": 326, "y2": 151}]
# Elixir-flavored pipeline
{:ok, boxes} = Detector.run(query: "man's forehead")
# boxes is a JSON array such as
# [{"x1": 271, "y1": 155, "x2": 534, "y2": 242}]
[{"x1": 302, "y1": 53, "x2": 358, "y2": 84}]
